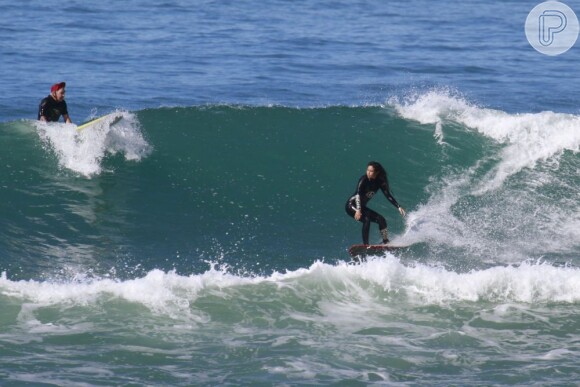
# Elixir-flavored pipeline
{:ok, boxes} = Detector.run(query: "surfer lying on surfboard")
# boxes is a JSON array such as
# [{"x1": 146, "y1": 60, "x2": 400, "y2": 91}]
[{"x1": 345, "y1": 161, "x2": 406, "y2": 244}]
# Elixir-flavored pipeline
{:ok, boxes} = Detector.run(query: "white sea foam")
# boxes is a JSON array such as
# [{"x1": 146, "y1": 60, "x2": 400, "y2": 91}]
[
  {"x1": 1, "y1": 258, "x2": 578, "y2": 319},
  {"x1": 389, "y1": 89, "x2": 580, "y2": 192},
  {"x1": 389, "y1": 90, "x2": 580, "y2": 259},
  {"x1": 35, "y1": 111, "x2": 151, "y2": 176}
]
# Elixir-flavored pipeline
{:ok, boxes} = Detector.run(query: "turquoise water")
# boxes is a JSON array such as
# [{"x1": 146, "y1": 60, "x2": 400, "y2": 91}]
[{"x1": 1, "y1": 0, "x2": 580, "y2": 385}]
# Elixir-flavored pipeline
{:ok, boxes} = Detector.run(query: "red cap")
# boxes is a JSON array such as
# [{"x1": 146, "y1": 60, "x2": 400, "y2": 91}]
[{"x1": 50, "y1": 82, "x2": 66, "y2": 93}]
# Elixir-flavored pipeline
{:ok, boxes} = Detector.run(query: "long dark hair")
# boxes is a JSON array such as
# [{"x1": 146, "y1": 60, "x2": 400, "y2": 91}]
[
  {"x1": 367, "y1": 161, "x2": 387, "y2": 179},
  {"x1": 368, "y1": 161, "x2": 387, "y2": 180}
]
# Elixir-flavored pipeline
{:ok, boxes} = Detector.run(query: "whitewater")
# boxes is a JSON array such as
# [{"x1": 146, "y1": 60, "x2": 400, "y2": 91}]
[
  {"x1": 2, "y1": 0, "x2": 580, "y2": 384},
  {"x1": 1, "y1": 90, "x2": 579, "y2": 385}
]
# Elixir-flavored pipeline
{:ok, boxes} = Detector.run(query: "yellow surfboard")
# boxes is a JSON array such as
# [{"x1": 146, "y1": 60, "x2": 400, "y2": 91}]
[{"x1": 76, "y1": 113, "x2": 123, "y2": 131}]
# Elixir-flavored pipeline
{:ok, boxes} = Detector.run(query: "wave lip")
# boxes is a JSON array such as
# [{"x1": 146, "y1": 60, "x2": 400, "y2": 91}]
[{"x1": 389, "y1": 89, "x2": 580, "y2": 192}]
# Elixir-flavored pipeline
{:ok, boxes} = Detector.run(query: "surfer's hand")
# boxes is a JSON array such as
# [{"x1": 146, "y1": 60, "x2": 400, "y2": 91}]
[
  {"x1": 354, "y1": 210, "x2": 362, "y2": 221},
  {"x1": 399, "y1": 207, "x2": 406, "y2": 217}
]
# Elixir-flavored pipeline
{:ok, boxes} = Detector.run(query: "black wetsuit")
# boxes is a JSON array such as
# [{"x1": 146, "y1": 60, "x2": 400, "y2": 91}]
[
  {"x1": 345, "y1": 174, "x2": 401, "y2": 244},
  {"x1": 38, "y1": 95, "x2": 68, "y2": 122}
]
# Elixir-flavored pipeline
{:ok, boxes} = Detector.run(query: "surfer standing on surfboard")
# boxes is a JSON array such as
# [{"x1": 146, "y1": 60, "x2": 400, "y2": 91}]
[
  {"x1": 345, "y1": 161, "x2": 406, "y2": 245},
  {"x1": 38, "y1": 82, "x2": 72, "y2": 123}
]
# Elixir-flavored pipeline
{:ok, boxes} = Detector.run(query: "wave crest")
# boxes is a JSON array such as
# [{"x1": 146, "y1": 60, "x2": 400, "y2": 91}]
[{"x1": 35, "y1": 111, "x2": 151, "y2": 176}]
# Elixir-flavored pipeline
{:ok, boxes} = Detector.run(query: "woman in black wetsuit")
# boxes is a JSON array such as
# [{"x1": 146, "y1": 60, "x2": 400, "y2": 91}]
[{"x1": 345, "y1": 161, "x2": 406, "y2": 245}]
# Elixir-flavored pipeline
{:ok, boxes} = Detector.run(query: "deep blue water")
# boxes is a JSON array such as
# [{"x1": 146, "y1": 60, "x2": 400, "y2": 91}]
[
  {"x1": 1, "y1": 1, "x2": 579, "y2": 385},
  {"x1": 3, "y1": 0, "x2": 580, "y2": 123}
]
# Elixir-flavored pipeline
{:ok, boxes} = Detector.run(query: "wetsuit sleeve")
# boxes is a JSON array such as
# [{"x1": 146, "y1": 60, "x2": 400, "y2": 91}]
[
  {"x1": 380, "y1": 179, "x2": 401, "y2": 209},
  {"x1": 38, "y1": 98, "x2": 48, "y2": 120}
]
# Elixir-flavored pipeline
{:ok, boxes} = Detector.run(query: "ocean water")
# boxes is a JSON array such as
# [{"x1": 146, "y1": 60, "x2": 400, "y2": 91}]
[{"x1": 1, "y1": 0, "x2": 579, "y2": 385}]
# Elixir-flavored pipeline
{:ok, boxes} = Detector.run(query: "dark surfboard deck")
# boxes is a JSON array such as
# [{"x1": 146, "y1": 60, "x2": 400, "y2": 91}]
[{"x1": 348, "y1": 244, "x2": 408, "y2": 258}]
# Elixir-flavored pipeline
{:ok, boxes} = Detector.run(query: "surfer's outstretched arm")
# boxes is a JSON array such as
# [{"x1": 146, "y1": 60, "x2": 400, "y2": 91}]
[{"x1": 380, "y1": 180, "x2": 406, "y2": 217}]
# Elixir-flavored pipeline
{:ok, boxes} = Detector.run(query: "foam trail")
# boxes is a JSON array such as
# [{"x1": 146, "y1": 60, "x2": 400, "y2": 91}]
[{"x1": 35, "y1": 111, "x2": 151, "y2": 176}]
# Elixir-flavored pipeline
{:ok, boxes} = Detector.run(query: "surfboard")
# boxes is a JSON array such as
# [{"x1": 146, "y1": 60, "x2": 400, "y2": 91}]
[
  {"x1": 348, "y1": 244, "x2": 408, "y2": 258},
  {"x1": 76, "y1": 113, "x2": 123, "y2": 131}
]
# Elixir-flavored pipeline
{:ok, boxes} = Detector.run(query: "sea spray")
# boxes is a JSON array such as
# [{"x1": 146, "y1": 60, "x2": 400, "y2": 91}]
[
  {"x1": 2, "y1": 257, "x2": 579, "y2": 314},
  {"x1": 390, "y1": 91, "x2": 580, "y2": 262},
  {"x1": 34, "y1": 111, "x2": 151, "y2": 176},
  {"x1": 389, "y1": 89, "x2": 580, "y2": 192}
]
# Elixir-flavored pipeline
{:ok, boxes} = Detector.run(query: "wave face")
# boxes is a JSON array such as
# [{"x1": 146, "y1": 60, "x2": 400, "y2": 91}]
[
  {"x1": 1, "y1": 93, "x2": 579, "y2": 385},
  {"x1": 2, "y1": 94, "x2": 578, "y2": 277}
]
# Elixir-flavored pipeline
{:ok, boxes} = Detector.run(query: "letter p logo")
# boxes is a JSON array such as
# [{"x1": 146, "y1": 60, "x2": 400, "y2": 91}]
[
  {"x1": 539, "y1": 10, "x2": 567, "y2": 46},
  {"x1": 526, "y1": 1, "x2": 579, "y2": 55}
]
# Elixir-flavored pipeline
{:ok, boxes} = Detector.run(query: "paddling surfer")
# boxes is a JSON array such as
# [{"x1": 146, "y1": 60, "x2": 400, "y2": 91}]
[
  {"x1": 38, "y1": 82, "x2": 72, "y2": 123},
  {"x1": 345, "y1": 161, "x2": 406, "y2": 245}
]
